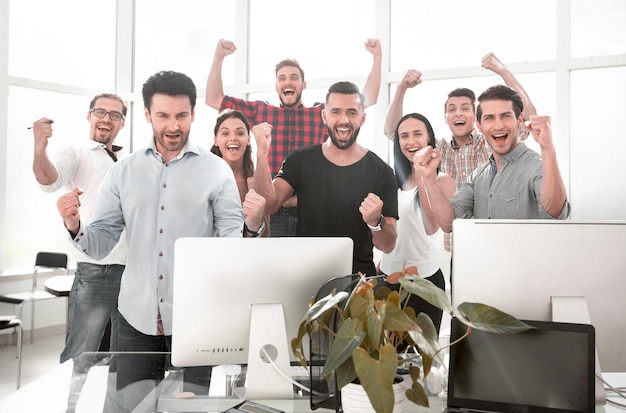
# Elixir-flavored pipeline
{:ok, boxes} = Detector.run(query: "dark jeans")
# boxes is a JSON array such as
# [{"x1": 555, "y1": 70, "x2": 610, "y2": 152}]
[
  {"x1": 269, "y1": 210, "x2": 297, "y2": 237},
  {"x1": 116, "y1": 314, "x2": 211, "y2": 413},
  {"x1": 61, "y1": 263, "x2": 123, "y2": 371}
]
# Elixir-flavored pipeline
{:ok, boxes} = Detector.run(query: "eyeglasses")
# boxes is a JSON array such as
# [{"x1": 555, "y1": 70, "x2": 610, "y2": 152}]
[{"x1": 90, "y1": 108, "x2": 125, "y2": 121}]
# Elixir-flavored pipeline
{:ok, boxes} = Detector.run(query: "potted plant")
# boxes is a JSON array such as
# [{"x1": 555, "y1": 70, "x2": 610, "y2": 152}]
[{"x1": 291, "y1": 264, "x2": 534, "y2": 413}]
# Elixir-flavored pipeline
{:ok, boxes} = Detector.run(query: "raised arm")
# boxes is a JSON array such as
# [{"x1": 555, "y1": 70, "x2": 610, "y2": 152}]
[
  {"x1": 361, "y1": 39, "x2": 383, "y2": 108},
  {"x1": 205, "y1": 39, "x2": 237, "y2": 110},
  {"x1": 383, "y1": 69, "x2": 422, "y2": 140},
  {"x1": 251, "y1": 122, "x2": 295, "y2": 215},
  {"x1": 481, "y1": 53, "x2": 537, "y2": 120},
  {"x1": 419, "y1": 173, "x2": 456, "y2": 235},
  {"x1": 31, "y1": 117, "x2": 59, "y2": 185},
  {"x1": 413, "y1": 147, "x2": 456, "y2": 233},
  {"x1": 250, "y1": 123, "x2": 277, "y2": 209},
  {"x1": 527, "y1": 115, "x2": 568, "y2": 218}
]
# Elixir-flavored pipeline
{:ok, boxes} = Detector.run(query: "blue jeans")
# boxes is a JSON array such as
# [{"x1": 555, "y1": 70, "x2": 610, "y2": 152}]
[
  {"x1": 270, "y1": 211, "x2": 297, "y2": 237},
  {"x1": 116, "y1": 314, "x2": 211, "y2": 413},
  {"x1": 60, "y1": 262, "x2": 123, "y2": 372}
]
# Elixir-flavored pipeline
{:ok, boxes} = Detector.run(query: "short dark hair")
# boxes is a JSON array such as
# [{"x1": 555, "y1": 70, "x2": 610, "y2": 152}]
[
  {"x1": 325, "y1": 81, "x2": 365, "y2": 107},
  {"x1": 476, "y1": 85, "x2": 523, "y2": 122},
  {"x1": 90, "y1": 93, "x2": 128, "y2": 118},
  {"x1": 142, "y1": 71, "x2": 197, "y2": 112},
  {"x1": 444, "y1": 88, "x2": 476, "y2": 113},
  {"x1": 275, "y1": 59, "x2": 305, "y2": 81},
  {"x1": 210, "y1": 109, "x2": 254, "y2": 179}
]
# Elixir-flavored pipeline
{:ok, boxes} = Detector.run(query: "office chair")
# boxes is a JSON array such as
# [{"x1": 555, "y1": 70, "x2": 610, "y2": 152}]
[
  {"x1": 0, "y1": 252, "x2": 69, "y2": 343},
  {"x1": 0, "y1": 315, "x2": 23, "y2": 388}
]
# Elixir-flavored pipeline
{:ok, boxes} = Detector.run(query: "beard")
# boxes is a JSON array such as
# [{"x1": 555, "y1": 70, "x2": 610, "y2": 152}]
[
  {"x1": 327, "y1": 124, "x2": 360, "y2": 150},
  {"x1": 279, "y1": 90, "x2": 303, "y2": 108}
]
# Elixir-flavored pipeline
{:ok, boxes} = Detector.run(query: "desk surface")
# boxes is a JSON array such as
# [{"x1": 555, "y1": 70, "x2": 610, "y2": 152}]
[{"x1": 0, "y1": 353, "x2": 623, "y2": 413}]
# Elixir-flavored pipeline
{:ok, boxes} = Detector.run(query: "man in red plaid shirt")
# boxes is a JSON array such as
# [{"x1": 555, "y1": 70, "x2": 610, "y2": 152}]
[{"x1": 206, "y1": 38, "x2": 382, "y2": 237}]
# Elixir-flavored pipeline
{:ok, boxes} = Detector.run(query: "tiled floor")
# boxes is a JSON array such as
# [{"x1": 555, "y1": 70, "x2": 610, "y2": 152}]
[{"x1": 0, "y1": 332, "x2": 65, "y2": 401}]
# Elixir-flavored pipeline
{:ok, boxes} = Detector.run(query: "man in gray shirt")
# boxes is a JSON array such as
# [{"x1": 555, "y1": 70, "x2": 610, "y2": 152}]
[{"x1": 414, "y1": 84, "x2": 569, "y2": 231}]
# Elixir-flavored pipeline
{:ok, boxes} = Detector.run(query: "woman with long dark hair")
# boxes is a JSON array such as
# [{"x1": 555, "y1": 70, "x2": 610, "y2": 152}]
[
  {"x1": 211, "y1": 109, "x2": 270, "y2": 237},
  {"x1": 379, "y1": 113, "x2": 455, "y2": 332}
]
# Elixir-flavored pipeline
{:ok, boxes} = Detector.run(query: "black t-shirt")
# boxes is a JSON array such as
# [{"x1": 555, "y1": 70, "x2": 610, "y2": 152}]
[{"x1": 276, "y1": 144, "x2": 398, "y2": 275}]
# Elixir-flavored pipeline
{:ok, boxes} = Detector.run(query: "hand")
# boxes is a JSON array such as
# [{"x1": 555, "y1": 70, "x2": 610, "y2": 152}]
[
  {"x1": 412, "y1": 146, "x2": 440, "y2": 180},
  {"x1": 364, "y1": 38, "x2": 382, "y2": 57},
  {"x1": 215, "y1": 38, "x2": 237, "y2": 58},
  {"x1": 251, "y1": 122, "x2": 272, "y2": 156},
  {"x1": 359, "y1": 193, "x2": 384, "y2": 227},
  {"x1": 57, "y1": 187, "x2": 83, "y2": 233},
  {"x1": 481, "y1": 52, "x2": 507, "y2": 75},
  {"x1": 526, "y1": 115, "x2": 553, "y2": 148},
  {"x1": 243, "y1": 189, "x2": 267, "y2": 231},
  {"x1": 401, "y1": 69, "x2": 422, "y2": 90},
  {"x1": 32, "y1": 117, "x2": 54, "y2": 151}
]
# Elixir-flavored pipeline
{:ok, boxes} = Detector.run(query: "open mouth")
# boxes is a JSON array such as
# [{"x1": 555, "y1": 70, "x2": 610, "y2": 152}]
[
  {"x1": 282, "y1": 88, "x2": 295, "y2": 97},
  {"x1": 492, "y1": 133, "x2": 508, "y2": 142},
  {"x1": 226, "y1": 144, "x2": 240, "y2": 152},
  {"x1": 97, "y1": 124, "x2": 112, "y2": 133}
]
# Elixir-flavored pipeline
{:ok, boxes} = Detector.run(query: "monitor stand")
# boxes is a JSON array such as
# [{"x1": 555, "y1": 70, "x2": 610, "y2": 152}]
[
  {"x1": 244, "y1": 303, "x2": 294, "y2": 399},
  {"x1": 551, "y1": 296, "x2": 606, "y2": 404}
]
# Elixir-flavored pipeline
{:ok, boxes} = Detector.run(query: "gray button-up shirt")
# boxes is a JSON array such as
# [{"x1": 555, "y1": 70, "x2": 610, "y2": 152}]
[{"x1": 451, "y1": 142, "x2": 570, "y2": 220}]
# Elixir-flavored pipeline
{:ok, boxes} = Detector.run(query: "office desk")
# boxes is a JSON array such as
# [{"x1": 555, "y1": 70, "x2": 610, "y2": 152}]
[{"x1": 0, "y1": 354, "x2": 622, "y2": 413}]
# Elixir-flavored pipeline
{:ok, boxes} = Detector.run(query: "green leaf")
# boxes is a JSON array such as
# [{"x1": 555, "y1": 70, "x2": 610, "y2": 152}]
[
  {"x1": 399, "y1": 276, "x2": 453, "y2": 314},
  {"x1": 321, "y1": 318, "x2": 364, "y2": 377},
  {"x1": 366, "y1": 305, "x2": 384, "y2": 349},
  {"x1": 352, "y1": 343, "x2": 398, "y2": 413},
  {"x1": 304, "y1": 290, "x2": 349, "y2": 324},
  {"x1": 407, "y1": 313, "x2": 444, "y2": 366},
  {"x1": 335, "y1": 358, "x2": 357, "y2": 389},
  {"x1": 456, "y1": 302, "x2": 535, "y2": 334},
  {"x1": 405, "y1": 379, "x2": 430, "y2": 407},
  {"x1": 381, "y1": 301, "x2": 420, "y2": 333}
]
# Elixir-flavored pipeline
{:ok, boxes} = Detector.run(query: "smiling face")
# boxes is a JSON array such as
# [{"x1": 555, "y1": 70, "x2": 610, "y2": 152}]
[
  {"x1": 213, "y1": 116, "x2": 250, "y2": 167},
  {"x1": 275, "y1": 65, "x2": 305, "y2": 108},
  {"x1": 145, "y1": 93, "x2": 194, "y2": 162},
  {"x1": 322, "y1": 92, "x2": 366, "y2": 150},
  {"x1": 444, "y1": 96, "x2": 475, "y2": 140},
  {"x1": 476, "y1": 99, "x2": 523, "y2": 158},
  {"x1": 88, "y1": 97, "x2": 125, "y2": 146},
  {"x1": 397, "y1": 117, "x2": 431, "y2": 162}
]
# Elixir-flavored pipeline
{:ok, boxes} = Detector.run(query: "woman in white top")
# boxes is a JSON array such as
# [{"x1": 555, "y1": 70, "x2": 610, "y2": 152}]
[{"x1": 379, "y1": 113, "x2": 455, "y2": 332}]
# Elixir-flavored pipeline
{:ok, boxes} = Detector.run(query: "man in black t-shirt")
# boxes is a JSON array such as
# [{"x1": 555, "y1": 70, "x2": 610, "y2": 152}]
[{"x1": 254, "y1": 81, "x2": 398, "y2": 275}]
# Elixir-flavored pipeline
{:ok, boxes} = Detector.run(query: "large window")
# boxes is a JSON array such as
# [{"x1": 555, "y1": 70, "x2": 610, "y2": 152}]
[{"x1": 1, "y1": 0, "x2": 625, "y2": 273}]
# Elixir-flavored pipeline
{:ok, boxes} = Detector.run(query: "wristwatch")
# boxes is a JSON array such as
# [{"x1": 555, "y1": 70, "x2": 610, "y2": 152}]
[
  {"x1": 244, "y1": 220, "x2": 266, "y2": 237},
  {"x1": 367, "y1": 215, "x2": 385, "y2": 232}
]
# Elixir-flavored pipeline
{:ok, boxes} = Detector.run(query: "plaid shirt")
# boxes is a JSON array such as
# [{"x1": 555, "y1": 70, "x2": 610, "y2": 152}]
[
  {"x1": 438, "y1": 130, "x2": 492, "y2": 251},
  {"x1": 221, "y1": 96, "x2": 327, "y2": 176}
]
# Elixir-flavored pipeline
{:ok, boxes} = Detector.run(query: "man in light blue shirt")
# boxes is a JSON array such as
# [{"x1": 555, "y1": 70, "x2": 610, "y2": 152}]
[{"x1": 57, "y1": 70, "x2": 267, "y2": 412}]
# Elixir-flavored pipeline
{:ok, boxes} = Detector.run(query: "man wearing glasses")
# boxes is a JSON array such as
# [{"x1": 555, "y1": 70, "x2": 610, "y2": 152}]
[{"x1": 31, "y1": 93, "x2": 127, "y2": 412}]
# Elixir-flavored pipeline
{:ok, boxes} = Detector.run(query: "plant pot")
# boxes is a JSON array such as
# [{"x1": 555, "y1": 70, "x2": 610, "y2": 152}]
[{"x1": 340, "y1": 377, "x2": 406, "y2": 413}]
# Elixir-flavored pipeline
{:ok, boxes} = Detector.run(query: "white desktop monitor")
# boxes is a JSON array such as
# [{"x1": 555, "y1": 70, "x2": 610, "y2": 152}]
[
  {"x1": 451, "y1": 219, "x2": 626, "y2": 401},
  {"x1": 171, "y1": 237, "x2": 353, "y2": 399}
]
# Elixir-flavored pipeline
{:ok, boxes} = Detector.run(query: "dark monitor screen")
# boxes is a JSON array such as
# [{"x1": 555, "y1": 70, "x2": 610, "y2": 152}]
[{"x1": 447, "y1": 318, "x2": 595, "y2": 413}]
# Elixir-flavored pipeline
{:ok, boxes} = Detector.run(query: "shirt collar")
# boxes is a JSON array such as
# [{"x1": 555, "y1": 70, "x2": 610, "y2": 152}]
[
  {"x1": 84, "y1": 139, "x2": 123, "y2": 153},
  {"x1": 450, "y1": 129, "x2": 479, "y2": 150},
  {"x1": 489, "y1": 141, "x2": 530, "y2": 166},
  {"x1": 145, "y1": 138, "x2": 201, "y2": 160}
]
